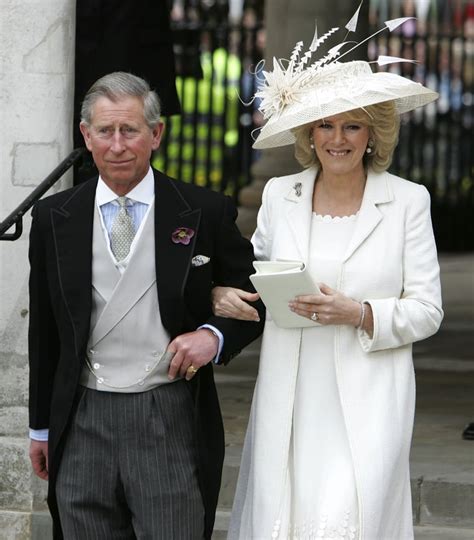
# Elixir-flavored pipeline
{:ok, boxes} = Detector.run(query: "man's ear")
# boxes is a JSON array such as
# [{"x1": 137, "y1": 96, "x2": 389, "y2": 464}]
[
  {"x1": 151, "y1": 122, "x2": 165, "y2": 151},
  {"x1": 79, "y1": 122, "x2": 93, "y2": 151}
]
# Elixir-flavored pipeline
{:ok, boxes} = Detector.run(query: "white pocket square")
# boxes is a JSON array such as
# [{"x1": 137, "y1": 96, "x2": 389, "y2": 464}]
[{"x1": 191, "y1": 255, "x2": 210, "y2": 267}]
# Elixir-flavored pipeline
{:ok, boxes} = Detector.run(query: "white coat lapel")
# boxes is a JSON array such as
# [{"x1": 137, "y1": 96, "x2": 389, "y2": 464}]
[
  {"x1": 90, "y1": 201, "x2": 157, "y2": 346},
  {"x1": 342, "y1": 171, "x2": 393, "y2": 262},
  {"x1": 284, "y1": 167, "x2": 317, "y2": 261}
]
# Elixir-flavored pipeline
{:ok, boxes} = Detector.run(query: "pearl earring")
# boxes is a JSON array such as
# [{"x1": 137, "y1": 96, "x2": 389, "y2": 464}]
[
  {"x1": 310, "y1": 140, "x2": 314, "y2": 149},
  {"x1": 366, "y1": 139, "x2": 374, "y2": 154}
]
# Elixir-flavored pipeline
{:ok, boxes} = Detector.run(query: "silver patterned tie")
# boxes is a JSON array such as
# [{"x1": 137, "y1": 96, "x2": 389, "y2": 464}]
[{"x1": 110, "y1": 197, "x2": 135, "y2": 262}]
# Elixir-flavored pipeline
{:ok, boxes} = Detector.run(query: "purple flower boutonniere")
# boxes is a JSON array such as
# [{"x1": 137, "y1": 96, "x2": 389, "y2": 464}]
[{"x1": 172, "y1": 227, "x2": 195, "y2": 245}]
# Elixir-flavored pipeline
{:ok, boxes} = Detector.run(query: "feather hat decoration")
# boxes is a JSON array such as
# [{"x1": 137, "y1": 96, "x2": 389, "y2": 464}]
[{"x1": 252, "y1": 1, "x2": 438, "y2": 150}]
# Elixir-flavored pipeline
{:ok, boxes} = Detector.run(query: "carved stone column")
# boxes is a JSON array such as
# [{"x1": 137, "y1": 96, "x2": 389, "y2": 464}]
[
  {"x1": 0, "y1": 1, "x2": 75, "y2": 537},
  {"x1": 237, "y1": 0, "x2": 369, "y2": 237}
]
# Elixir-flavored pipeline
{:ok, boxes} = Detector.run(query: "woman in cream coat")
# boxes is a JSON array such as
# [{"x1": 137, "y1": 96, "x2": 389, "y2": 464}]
[{"x1": 212, "y1": 55, "x2": 443, "y2": 539}]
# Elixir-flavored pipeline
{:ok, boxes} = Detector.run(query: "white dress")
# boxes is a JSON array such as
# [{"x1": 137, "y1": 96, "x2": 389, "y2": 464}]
[
  {"x1": 228, "y1": 169, "x2": 443, "y2": 540},
  {"x1": 278, "y1": 212, "x2": 359, "y2": 540}
]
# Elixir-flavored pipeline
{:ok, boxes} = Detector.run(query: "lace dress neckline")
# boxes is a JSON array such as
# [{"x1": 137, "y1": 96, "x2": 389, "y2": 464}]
[{"x1": 312, "y1": 211, "x2": 359, "y2": 223}]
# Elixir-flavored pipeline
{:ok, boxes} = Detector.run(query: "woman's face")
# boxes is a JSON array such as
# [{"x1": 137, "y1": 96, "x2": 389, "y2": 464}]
[{"x1": 311, "y1": 114, "x2": 370, "y2": 178}]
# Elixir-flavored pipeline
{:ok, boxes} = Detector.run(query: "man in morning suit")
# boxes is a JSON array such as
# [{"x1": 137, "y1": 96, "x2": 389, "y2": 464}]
[{"x1": 28, "y1": 72, "x2": 264, "y2": 539}]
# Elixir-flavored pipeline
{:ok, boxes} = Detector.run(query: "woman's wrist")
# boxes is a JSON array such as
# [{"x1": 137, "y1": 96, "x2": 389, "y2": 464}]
[
  {"x1": 357, "y1": 301, "x2": 374, "y2": 338},
  {"x1": 353, "y1": 301, "x2": 368, "y2": 329},
  {"x1": 357, "y1": 302, "x2": 366, "y2": 329},
  {"x1": 351, "y1": 300, "x2": 362, "y2": 327}
]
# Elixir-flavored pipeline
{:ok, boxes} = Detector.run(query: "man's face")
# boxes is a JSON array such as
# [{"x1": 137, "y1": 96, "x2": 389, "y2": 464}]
[{"x1": 80, "y1": 96, "x2": 164, "y2": 195}]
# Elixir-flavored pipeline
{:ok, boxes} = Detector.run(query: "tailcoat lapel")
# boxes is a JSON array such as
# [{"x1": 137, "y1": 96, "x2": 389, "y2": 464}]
[
  {"x1": 153, "y1": 170, "x2": 201, "y2": 337},
  {"x1": 50, "y1": 179, "x2": 96, "y2": 354}
]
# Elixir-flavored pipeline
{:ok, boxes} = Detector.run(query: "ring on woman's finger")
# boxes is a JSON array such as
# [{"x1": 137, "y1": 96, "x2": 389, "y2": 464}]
[
  {"x1": 187, "y1": 365, "x2": 199, "y2": 374},
  {"x1": 311, "y1": 312, "x2": 319, "y2": 322}
]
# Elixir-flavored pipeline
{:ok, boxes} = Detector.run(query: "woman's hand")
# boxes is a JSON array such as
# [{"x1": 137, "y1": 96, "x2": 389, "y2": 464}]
[
  {"x1": 289, "y1": 283, "x2": 373, "y2": 335},
  {"x1": 211, "y1": 286, "x2": 261, "y2": 321}
]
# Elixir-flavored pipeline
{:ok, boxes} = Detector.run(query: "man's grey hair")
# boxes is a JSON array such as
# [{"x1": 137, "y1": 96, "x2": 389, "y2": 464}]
[{"x1": 80, "y1": 72, "x2": 162, "y2": 128}]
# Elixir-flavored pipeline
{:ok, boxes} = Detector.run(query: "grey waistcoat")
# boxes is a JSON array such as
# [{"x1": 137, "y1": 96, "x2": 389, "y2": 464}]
[{"x1": 80, "y1": 201, "x2": 175, "y2": 393}]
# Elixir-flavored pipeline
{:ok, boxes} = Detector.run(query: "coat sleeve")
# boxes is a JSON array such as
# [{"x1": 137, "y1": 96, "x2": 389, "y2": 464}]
[
  {"x1": 251, "y1": 177, "x2": 276, "y2": 261},
  {"x1": 205, "y1": 195, "x2": 265, "y2": 363},
  {"x1": 359, "y1": 185, "x2": 443, "y2": 352},
  {"x1": 28, "y1": 203, "x2": 60, "y2": 429}
]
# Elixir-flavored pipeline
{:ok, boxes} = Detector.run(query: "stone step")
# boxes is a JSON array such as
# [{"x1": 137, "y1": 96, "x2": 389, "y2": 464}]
[
  {"x1": 31, "y1": 511, "x2": 53, "y2": 540},
  {"x1": 28, "y1": 507, "x2": 474, "y2": 540},
  {"x1": 212, "y1": 510, "x2": 231, "y2": 539},
  {"x1": 217, "y1": 454, "x2": 474, "y2": 529},
  {"x1": 414, "y1": 525, "x2": 474, "y2": 540},
  {"x1": 213, "y1": 510, "x2": 474, "y2": 539}
]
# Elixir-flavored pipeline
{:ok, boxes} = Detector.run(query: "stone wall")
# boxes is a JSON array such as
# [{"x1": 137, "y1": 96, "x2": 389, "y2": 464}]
[{"x1": 0, "y1": 1, "x2": 75, "y2": 537}]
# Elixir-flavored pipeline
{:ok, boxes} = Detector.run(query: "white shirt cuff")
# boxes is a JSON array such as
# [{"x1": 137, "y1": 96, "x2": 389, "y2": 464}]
[
  {"x1": 29, "y1": 428, "x2": 49, "y2": 441},
  {"x1": 199, "y1": 324, "x2": 224, "y2": 364}
]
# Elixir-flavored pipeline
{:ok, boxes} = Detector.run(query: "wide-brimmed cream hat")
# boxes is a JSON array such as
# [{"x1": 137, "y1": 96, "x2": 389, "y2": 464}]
[{"x1": 252, "y1": 12, "x2": 439, "y2": 150}]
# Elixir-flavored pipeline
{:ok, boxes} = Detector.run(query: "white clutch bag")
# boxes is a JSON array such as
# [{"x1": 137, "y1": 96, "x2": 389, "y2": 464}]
[{"x1": 250, "y1": 260, "x2": 321, "y2": 328}]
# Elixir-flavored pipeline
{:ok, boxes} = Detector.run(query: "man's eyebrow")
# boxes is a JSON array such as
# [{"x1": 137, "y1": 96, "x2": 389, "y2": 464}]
[{"x1": 93, "y1": 122, "x2": 139, "y2": 128}]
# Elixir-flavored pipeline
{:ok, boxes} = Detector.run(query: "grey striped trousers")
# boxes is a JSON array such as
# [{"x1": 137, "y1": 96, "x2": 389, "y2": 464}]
[{"x1": 55, "y1": 381, "x2": 204, "y2": 539}]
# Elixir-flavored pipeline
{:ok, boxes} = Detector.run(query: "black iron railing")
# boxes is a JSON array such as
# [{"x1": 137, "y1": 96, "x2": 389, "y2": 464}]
[{"x1": 0, "y1": 148, "x2": 86, "y2": 241}]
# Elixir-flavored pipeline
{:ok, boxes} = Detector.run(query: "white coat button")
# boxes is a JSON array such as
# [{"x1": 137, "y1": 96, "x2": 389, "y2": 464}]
[
  {"x1": 138, "y1": 379, "x2": 144, "y2": 386},
  {"x1": 97, "y1": 377, "x2": 104, "y2": 384},
  {"x1": 93, "y1": 363, "x2": 100, "y2": 370},
  {"x1": 145, "y1": 364, "x2": 151, "y2": 372},
  {"x1": 89, "y1": 349, "x2": 96, "y2": 355}
]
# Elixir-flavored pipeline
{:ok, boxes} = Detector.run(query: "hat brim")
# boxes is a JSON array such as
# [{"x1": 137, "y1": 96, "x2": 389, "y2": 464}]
[{"x1": 252, "y1": 69, "x2": 439, "y2": 150}]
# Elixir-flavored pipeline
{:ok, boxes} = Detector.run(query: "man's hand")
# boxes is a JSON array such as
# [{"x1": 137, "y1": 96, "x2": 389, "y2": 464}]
[
  {"x1": 30, "y1": 440, "x2": 49, "y2": 480},
  {"x1": 167, "y1": 329, "x2": 219, "y2": 381}
]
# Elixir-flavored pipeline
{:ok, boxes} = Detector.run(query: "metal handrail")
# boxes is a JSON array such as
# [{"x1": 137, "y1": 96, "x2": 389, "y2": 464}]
[{"x1": 0, "y1": 148, "x2": 87, "y2": 241}]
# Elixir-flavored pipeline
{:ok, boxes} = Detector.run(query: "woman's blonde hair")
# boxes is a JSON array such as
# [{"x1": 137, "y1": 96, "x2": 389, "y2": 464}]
[{"x1": 293, "y1": 101, "x2": 400, "y2": 173}]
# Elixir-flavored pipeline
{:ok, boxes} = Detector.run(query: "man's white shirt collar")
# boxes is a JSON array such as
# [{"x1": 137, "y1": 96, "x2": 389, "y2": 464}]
[{"x1": 96, "y1": 167, "x2": 155, "y2": 205}]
